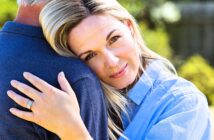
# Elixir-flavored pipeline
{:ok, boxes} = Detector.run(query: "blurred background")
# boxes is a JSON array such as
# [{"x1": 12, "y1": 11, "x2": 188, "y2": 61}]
[{"x1": 0, "y1": 0, "x2": 213, "y2": 136}]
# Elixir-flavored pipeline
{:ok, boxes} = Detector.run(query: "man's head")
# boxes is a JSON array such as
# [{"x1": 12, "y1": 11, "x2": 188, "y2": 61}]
[
  {"x1": 15, "y1": 0, "x2": 51, "y2": 26},
  {"x1": 17, "y1": 0, "x2": 47, "y2": 6}
]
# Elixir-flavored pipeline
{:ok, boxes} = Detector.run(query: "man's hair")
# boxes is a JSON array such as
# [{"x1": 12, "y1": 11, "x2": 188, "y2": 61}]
[{"x1": 17, "y1": 0, "x2": 47, "y2": 6}]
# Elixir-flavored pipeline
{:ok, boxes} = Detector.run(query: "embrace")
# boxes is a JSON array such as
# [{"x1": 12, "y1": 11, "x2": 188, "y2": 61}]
[{"x1": 0, "y1": 0, "x2": 212, "y2": 140}]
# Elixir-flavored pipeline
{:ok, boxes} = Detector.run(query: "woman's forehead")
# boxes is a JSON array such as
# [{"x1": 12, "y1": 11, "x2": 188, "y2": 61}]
[
  {"x1": 73, "y1": 15, "x2": 121, "y2": 33},
  {"x1": 68, "y1": 15, "x2": 125, "y2": 49}
]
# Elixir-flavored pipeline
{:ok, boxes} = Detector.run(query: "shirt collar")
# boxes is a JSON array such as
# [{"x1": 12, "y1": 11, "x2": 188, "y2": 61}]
[
  {"x1": 127, "y1": 60, "x2": 166, "y2": 105},
  {"x1": 1, "y1": 21, "x2": 45, "y2": 39}
]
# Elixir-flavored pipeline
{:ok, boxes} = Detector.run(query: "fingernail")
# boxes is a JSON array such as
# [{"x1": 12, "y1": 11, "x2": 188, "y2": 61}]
[
  {"x1": 7, "y1": 90, "x2": 13, "y2": 97},
  {"x1": 10, "y1": 80, "x2": 16, "y2": 86},
  {"x1": 9, "y1": 108, "x2": 15, "y2": 113},
  {"x1": 60, "y1": 71, "x2": 65, "y2": 77},
  {"x1": 23, "y1": 72, "x2": 30, "y2": 78}
]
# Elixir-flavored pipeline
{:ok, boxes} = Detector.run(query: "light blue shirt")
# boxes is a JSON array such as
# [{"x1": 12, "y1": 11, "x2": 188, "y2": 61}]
[{"x1": 119, "y1": 60, "x2": 212, "y2": 140}]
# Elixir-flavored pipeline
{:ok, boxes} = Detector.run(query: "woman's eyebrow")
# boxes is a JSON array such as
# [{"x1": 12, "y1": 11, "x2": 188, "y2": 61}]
[
  {"x1": 106, "y1": 29, "x2": 117, "y2": 41},
  {"x1": 78, "y1": 29, "x2": 117, "y2": 58}
]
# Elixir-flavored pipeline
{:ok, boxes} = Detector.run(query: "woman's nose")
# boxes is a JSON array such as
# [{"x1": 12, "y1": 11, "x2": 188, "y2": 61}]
[{"x1": 104, "y1": 50, "x2": 119, "y2": 68}]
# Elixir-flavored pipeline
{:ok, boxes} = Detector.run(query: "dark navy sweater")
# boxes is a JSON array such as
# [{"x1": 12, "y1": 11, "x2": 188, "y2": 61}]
[{"x1": 0, "y1": 22, "x2": 108, "y2": 140}]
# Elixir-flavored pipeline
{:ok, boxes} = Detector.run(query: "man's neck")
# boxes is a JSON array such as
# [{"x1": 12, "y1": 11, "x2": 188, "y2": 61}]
[{"x1": 14, "y1": 5, "x2": 43, "y2": 27}]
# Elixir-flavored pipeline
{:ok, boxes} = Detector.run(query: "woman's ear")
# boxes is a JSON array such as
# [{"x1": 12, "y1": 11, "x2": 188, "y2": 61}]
[{"x1": 123, "y1": 19, "x2": 134, "y2": 36}]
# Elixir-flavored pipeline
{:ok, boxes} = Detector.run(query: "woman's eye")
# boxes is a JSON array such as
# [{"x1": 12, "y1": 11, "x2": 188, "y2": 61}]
[
  {"x1": 109, "y1": 35, "x2": 121, "y2": 45},
  {"x1": 84, "y1": 52, "x2": 97, "y2": 61}
]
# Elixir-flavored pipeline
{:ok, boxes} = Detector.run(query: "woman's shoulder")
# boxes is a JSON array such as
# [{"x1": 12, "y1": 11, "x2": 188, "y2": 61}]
[
  {"x1": 153, "y1": 75, "x2": 209, "y2": 113},
  {"x1": 148, "y1": 59, "x2": 206, "y2": 100},
  {"x1": 159, "y1": 75, "x2": 204, "y2": 98}
]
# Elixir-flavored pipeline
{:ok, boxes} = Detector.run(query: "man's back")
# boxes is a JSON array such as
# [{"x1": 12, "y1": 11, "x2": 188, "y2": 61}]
[{"x1": 0, "y1": 22, "x2": 108, "y2": 140}]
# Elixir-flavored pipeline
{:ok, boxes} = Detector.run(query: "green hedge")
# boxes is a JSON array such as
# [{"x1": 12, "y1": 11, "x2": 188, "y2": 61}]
[
  {"x1": 139, "y1": 23, "x2": 173, "y2": 59},
  {"x1": 0, "y1": 0, "x2": 17, "y2": 27},
  {"x1": 178, "y1": 55, "x2": 214, "y2": 105}
]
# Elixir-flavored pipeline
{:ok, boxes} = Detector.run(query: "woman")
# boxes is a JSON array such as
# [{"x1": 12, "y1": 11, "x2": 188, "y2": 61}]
[{"x1": 7, "y1": 0, "x2": 211, "y2": 139}]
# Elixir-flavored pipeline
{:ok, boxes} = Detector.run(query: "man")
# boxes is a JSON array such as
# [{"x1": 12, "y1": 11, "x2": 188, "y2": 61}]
[{"x1": 0, "y1": 0, "x2": 108, "y2": 139}]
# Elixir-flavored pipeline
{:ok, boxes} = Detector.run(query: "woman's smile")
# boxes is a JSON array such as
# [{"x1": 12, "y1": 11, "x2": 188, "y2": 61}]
[{"x1": 109, "y1": 63, "x2": 128, "y2": 79}]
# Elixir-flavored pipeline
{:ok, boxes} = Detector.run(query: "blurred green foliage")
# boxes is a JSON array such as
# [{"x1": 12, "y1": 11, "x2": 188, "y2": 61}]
[
  {"x1": 118, "y1": 0, "x2": 145, "y2": 17},
  {"x1": 0, "y1": 0, "x2": 17, "y2": 27},
  {"x1": 139, "y1": 22, "x2": 172, "y2": 59},
  {"x1": 118, "y1": 0, "x2": 180, "y2": 29},
  {"x1": 171, "y1": 0, "x2": 196, "y2": 1},
  {"x1": 178, "y1": 55, "x2": 214, "y2": 105}
]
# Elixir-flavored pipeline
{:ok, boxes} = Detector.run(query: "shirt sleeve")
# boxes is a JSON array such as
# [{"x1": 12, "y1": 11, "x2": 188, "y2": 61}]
[{"x1": 144, "y1": 93, "x2": 212, "y2": 140}]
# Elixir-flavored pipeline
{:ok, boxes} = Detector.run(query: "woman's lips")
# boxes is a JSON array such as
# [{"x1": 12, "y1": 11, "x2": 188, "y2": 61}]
[{"x1": 109, "y1": 64, "x2": 128, "y2": 78}]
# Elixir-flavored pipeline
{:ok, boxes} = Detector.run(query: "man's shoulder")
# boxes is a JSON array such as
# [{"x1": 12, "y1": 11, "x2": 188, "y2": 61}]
[
  {"x1": 0, "y1": 22, "x2": 98, "y2": 83},
  {"x1": 55, "y1": 56, "x2": 98, "y2": 80}
]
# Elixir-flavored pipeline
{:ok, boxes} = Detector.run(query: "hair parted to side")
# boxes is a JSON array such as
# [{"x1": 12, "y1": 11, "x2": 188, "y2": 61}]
[
  {"x1": 17, "y1": 0, "x2": 49, "y2": 6},
  {"x1": 40, "y1": 0, "x2": 176, "y2": 139}
]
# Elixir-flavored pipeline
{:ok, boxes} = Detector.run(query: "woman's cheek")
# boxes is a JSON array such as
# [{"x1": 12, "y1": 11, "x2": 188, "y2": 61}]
[{"x1": 89, "y1": 62, "x2": 104, "y2": 78}]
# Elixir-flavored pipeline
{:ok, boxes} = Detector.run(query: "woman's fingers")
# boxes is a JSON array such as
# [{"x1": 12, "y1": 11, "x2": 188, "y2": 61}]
[
  {"x1": 58, "y1": 72, "x2": 80, "y2": 112},
  {"x1": 58, "y1": 72, "x2": 74, "y2": 94},
  {"x1": 10, "y1": 80, "x2": 41, "y2": 100},
  {"x1": 9, "y1": 108, "x2": 34, "y2": 122},
  {"x1": 23, "y1": 72, "x2": 57, "y2": 94},
  {"x1": 7, "y1": 90, "x2": 34, "y2": 110}
]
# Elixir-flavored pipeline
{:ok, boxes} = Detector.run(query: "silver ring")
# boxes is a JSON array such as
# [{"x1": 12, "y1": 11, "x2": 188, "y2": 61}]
[{"x1": 26, "y1": 100, "x2": 33, "y2": 110}]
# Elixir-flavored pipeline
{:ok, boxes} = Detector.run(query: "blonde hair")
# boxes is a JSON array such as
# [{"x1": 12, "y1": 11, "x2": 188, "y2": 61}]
[{"x1": 40, "y1": 0, "x2": 175, "y2": 139}]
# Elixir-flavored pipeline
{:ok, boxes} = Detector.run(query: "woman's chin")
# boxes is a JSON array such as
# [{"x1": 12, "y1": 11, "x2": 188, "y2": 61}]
[
  {"x1": 103, "y1": 74, "x2": 137, "y2": 90},
  {"x1": 113, "y1": 79, "x2": 135, "y2": 90}
]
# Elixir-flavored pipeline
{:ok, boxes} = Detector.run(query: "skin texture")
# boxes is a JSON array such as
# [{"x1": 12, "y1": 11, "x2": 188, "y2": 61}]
[
  {"x1": 68, "y1": 15, "x2": 140, "y2": 89},
  {"x1": 15, "y1": 3, "x2": 45, "y2": 26}
]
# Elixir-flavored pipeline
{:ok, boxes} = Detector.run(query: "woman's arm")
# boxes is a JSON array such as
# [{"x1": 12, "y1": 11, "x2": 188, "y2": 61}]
[{"x1": 7, "y1": 72, "x2": 92, "y2": 140}]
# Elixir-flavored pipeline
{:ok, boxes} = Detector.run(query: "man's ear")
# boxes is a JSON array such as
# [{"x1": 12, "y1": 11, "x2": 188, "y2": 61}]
[{"x1": 123, "y1": 19, "x2": 134, "y2": 36}]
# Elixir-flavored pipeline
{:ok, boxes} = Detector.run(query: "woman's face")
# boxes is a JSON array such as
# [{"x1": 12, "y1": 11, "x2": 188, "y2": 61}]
[{"x1": 68, "y1": 15, "x2": 140, "y2": 89}]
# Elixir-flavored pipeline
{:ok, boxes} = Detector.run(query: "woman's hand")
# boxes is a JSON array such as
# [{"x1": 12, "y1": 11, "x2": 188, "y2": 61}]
[{"x1": 7, "y1": 72, "x2": 92, "y2": 140}]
